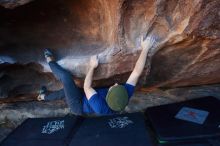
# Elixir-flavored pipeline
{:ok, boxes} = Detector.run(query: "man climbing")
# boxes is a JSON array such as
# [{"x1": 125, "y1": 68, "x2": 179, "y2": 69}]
[{"x1": 37, "y1": 35, "x2": 157, "y2": 115}]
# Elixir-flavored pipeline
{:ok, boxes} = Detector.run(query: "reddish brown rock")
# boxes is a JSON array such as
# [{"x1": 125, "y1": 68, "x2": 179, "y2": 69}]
[{"x1": 0, "y1": 0, "x2": 220, "y2": 98}]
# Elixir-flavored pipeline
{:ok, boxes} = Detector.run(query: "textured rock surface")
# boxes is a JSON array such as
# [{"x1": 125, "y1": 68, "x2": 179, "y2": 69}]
[
  {"x1": 0, "y1": 0, "x2": 220, "y2": 96},
  {"x1": 0, "y1": 63, "x2": 62, "y2": 98}
]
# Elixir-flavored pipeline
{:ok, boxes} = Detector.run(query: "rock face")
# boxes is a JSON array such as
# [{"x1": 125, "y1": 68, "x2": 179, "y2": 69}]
[{"x1": 0, "y1": 0, "x2": 220, "y2": 97}]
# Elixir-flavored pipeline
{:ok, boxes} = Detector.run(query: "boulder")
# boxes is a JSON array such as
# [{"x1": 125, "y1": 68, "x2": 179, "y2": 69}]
[{"x1": 0, "y1": 0, "x2": 219, "y2": 97}]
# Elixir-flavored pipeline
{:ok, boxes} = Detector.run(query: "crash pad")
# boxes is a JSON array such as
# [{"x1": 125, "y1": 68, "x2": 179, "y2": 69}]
[
  {"x1": 146, "y1": 96, "x2": 220, "y2": 143},
  {"x1": 1, "y1": 112, "x2": 153, "y2": 146}
]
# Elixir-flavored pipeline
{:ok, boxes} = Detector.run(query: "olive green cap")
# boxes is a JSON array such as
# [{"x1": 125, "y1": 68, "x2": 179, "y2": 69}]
[{"x1": 106, "y1": 85, "x2": 128, "y2": 111}]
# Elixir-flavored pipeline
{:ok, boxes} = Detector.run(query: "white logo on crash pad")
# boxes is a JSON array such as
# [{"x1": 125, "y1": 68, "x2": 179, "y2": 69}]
[
  {"x1": 108, "y1": 117, "x2": 133, "y2": 128},
  {"x1": 42, "y1": 120, "x2": 64, "y2": 134}
]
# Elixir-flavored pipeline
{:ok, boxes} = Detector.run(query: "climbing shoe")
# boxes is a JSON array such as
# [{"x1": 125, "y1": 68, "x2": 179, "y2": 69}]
[
  {"x1": 37, "y1": 86, "x2": 47, "y2": 101},
  {"x1": 44, "y1": 48, "x2": 55, "y2": 62}
]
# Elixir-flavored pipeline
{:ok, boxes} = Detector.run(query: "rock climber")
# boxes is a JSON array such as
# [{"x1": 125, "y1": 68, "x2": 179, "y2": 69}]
[{"x1": 37, "y1": 35, "x2": 157, "y2": 115}]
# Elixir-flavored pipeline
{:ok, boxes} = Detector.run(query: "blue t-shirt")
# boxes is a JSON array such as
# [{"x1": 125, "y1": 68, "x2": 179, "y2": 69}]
[{"x1": 82, "y1": 83, "x2": 135, "y2": 115}]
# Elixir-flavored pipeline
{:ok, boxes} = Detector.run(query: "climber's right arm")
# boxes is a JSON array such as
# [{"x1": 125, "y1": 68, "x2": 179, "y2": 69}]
[{"x1": 126, "y1": 36, "x2": 156, "y2": 86}]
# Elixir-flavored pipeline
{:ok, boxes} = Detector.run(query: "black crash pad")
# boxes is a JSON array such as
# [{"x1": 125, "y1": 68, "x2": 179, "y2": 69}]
[
  {"x1": 69, "y1": 112, "x2": 152, "y2": 146},
  {"x1": 1, "y1": 112, "x2": 153, "y2": 146},
  {"x1": 146, "y1": 96, "x2": 220, "y2": 143},
  {"x1": 0, "y1": 116, "x2": 79, "y2": 146}
]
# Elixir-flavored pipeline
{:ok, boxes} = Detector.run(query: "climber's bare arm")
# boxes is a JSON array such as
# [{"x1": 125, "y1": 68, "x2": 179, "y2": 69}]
[
  {"x1": 126, "y1": 36, "x2": 156, "y2": 86},
  {"x1": 84, "y1": 55, "x2": 99, "y2": 100}
]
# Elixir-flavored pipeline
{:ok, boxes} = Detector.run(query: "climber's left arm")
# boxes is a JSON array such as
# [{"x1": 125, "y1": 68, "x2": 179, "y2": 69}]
[{"x1": 126, "y1": 36, "x2": 156, "y2": 86}]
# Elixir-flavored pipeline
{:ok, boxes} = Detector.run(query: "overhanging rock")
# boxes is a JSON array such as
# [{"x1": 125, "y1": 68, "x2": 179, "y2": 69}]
[{"x1": 0, "y1": 0, "x2": 220, "y2": 97}]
